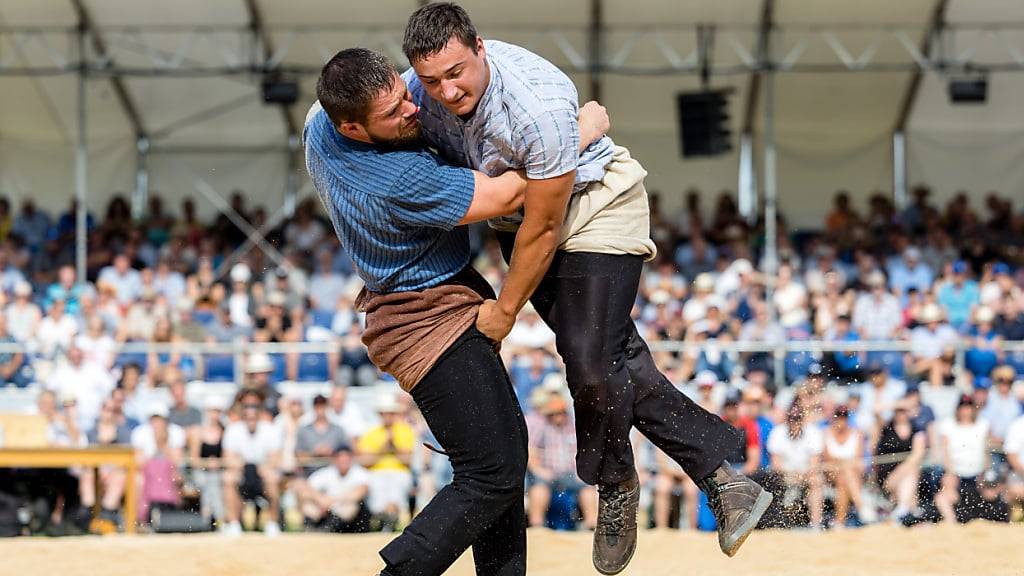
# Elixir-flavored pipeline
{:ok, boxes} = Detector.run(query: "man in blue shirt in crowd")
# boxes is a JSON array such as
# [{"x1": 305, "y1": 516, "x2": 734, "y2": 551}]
[
  {"x1": 401, "y1": 4, "x2": 769, "y2": 572},
  {"x1": 305, "y1": 47, "x2": 609, "y2": 576}
]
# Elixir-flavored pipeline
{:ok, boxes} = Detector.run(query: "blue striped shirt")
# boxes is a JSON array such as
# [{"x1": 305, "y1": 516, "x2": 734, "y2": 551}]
[
  {"x1": 404, "y1": 40, "x2": 615, "y2": 229},
  {"x1": 302, "y1": 102, "x2": 475, "y2": 293}
]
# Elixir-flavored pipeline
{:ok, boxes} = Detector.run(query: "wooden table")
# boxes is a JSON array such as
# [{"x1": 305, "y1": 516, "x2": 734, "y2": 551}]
[{"x1": 0, "y1": 447, "x2": 138, "y2": 533}]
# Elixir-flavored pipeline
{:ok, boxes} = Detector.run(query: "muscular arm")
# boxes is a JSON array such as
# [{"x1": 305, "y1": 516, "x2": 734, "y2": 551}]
[
  {"x1": 459, "y1": 171, "x2": 527, "y2": 225},
  {"x1": 476, "y1": 171, "x2": 575, "y2": 341}
]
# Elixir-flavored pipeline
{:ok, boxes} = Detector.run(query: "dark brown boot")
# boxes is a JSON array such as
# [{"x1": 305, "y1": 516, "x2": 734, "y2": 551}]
[
  {"x1": 698, "y1": 463, "x2": 773, "y2": 557},
  {"x1": 592, "y1": 473, "x2": 639, "y2": 575}
]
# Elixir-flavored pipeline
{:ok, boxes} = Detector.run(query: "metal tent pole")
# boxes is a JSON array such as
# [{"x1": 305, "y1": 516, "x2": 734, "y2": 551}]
[{"x1": 75, "y1": 23, "x2": 88, "y2": 284}]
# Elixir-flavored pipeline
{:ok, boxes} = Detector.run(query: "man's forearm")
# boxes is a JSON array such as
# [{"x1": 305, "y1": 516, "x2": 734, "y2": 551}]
[{"x1": 496, "y1": 219, "x2": 560, "y2": 317}]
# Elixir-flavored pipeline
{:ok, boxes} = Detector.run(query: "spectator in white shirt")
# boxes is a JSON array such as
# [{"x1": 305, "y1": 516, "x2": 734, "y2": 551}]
[
  {"x1": 34, "y1": 297, "x2": 78, "y2": 360},
  {"x1": 767, "y1": 405, "x2": 825, "y2": 528},
  {"x1": 505, "y1": 303, "x2": 555, "y2": 353},
  {"x1": 46, "y1": 344, "x2": 115, "y2": 430},
  {"x1": 297, "y1": 445, "x2": 372, "y2": 533},
  {"x1": 75, "y1": 315, "x2": 117, "y2": 371},
  {"x1": 222, "y1": 389, "x2": 283, "y2": 537},
  {"x1": 852, "y1": 270, "x2": 903, "y2": 340},
  {"x1": 6, "y1": 280, "x2": 41, "y2": 343},
  {"x1": 1004, "y1": 414, "x2": 1024, "y2": 510},
  {"x1": 98, "y1": 253, "x2": 142, "y2": 305},
  {"x1": 935, "y1": 395, "x2": 991, "y2": 524},
  {"x1": 153, "y1": 259, "x2": 187, "y2": 305}
]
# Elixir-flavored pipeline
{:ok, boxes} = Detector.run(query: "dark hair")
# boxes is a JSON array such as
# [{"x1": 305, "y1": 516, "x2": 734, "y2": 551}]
[
  {"x1": 402, "y1": 2, "x2": 478, "y2": 63},
  {"x1": 316, "y1": 48, "x2": 396, "y2": 126}
]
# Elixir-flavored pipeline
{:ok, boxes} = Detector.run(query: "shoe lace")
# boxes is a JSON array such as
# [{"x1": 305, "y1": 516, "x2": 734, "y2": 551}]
[{"x1": 598, "y1": 486, "x2": 629, "y2": 535}]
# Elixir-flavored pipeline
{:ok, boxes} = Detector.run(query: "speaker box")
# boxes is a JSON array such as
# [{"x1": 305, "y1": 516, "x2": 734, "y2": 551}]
[{"x1": 677, "y1": 90, "x2": 732, "y2": 158}]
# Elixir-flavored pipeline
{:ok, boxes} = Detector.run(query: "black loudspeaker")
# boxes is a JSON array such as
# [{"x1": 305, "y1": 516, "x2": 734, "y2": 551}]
[
  {"x1": 262, "y1": 79, "x2": 300, "y2": 105},
  {"x1": 677, "y1": 90, "x2": 732, "y2": 158},
  {"x1": 948, "y1": 78, "x2": 987, "y2": 104}
]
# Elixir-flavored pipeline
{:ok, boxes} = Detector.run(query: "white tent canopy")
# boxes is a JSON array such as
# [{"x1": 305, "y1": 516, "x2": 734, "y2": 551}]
[{"x1": 1, "y1": 0, "x2": 1023, "y2": 230}]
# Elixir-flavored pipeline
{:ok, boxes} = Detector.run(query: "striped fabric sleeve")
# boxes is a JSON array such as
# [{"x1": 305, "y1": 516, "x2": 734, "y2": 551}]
[
  {"x1": 519, "y1": 107, "x2": 579, "y2": 180},
  {"x1": 388, "y1": 151, "x2": 475, "y2": 231}
]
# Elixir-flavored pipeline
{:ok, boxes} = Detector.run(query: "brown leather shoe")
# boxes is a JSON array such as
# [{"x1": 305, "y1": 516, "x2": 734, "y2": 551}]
[
  {"x1": 593, "y1": 473, "x2": 639, "y2": 575},
  {"x1": 698, "y1": 463, "x2": 773, "y2": 557}
]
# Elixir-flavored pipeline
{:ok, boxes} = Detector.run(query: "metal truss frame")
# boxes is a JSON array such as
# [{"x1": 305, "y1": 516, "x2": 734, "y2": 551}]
[{"x1": 4, "y1": 22, "x2": 1024, "y2": 76}]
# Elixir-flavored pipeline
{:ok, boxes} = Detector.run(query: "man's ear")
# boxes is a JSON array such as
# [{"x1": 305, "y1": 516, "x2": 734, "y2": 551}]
[{"x1": 339, "y1": 121, "x2": 363, "y2": 139}]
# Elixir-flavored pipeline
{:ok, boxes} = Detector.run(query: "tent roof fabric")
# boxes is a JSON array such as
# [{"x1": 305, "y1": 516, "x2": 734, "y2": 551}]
[{"x1": 1, "y1": 0, "x2": 1022, "y2": 226}]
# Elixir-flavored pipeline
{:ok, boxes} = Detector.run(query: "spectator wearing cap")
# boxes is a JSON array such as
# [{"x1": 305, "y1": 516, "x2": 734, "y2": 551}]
[
  {"x1": 887, "y1": 247, "x2": 933, "y2": 298},
  {"x1": 222, "y1": 389, "x2": 284, "y2": 537},
  {"x1": 767, "y1": 405, "x2": 825, "y2": 529},
  {"x1": 964, "y1": 306, "x2": 1002, "y2": 381},
  {"x1": 979, "y1": 262, "x2": 1018, "y2": 308},
  {"x1": 852, "y1": 270, "x2": 903, "y2": 340},
  {"x1": 823, "y1": 405, "x2": 873, "y2": 526},
  {"x1": 692, "y1": 370, "x2": 721, "y2": 414},
  {"x1": 298, "y1": 444, "x2": 372, "y2": 533},
  {"x1": 875, "y1": 402, "x2": 928, "y2": 524},
  {"x1": 244, "y1": 353, "x2": 282, "y2": 417},
  {"x1": 681, "y1": 272, "x2": 717, "y2": 323},
  {"x1": 937, "y1": 260, "x2": 979, "y2": 329},
  {"x1": 935, "y1": 394, "x2": 991, "y2": 524},
  {"x1": 6, "y1": 280, "x2": 41, "y2": 344},
  {"x1": 296, "y1": 395, "x2": 350, "y2": 471},
  {"x1": 301, "y1": 383, "x2": 370, "y2": 442},
  {"x1": 98, "y1": 253, "x2": 142, "y2": 305},
  {"x1": 526, "y1": 394, "x2": 597, "y2": 530},
  {"x1": 719, "y1": 394, "x2": 762, "y2": 477},
  {"x1": 907, "y1": 303, "x2": 959, "y2": 382},
  {"x1": 356, "y1": 393, "x2": 415, "y2": 532},
  {"x1": 131, "y1": 403, "x2": 186, "y2": 525},
  {"x1": 0, "y1": 313, "x2": 28, "y2": 388},
  {"x1": 981, "y1": 365, "x2": 1021, "y2": 448}
]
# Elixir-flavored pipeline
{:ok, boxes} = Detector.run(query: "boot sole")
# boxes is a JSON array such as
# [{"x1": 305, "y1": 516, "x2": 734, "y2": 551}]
[
  {"x1": 592, "y1": 534, "x2": 636, "y2": 576},
  {"x1": 722, "y1": 489, "x2": 773, "y2": 558}
]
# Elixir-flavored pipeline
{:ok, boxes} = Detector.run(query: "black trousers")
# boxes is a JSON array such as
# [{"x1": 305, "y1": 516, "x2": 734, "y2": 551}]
[
  {"x1": 380, "y1": 327, "x2": 529, "y2": 576},
  {"x1": 498, "y1": 233, "x2": 739, "y2": 486}
]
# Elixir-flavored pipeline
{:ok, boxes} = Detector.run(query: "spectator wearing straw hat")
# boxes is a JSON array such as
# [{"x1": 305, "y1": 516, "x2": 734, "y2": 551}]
[
  {"x1": 907, "y1": 303, "x2": 958, "y2": 384},
  {"x1": 244, "y1": 353, "x2": 281, "y2": 417},
  {"x1": 356, "y1": 393, "x2": 415, "y2": 532},
  {"x1": 526, "y1": 394, "x2": 597, "y2": 530},
  {"x1": 981, "y1": 365, "x2": 1021, "y2": 448}
]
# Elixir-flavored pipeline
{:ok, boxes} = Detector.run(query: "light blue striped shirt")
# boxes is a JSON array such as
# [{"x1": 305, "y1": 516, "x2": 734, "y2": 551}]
[
  {"x1": 405, "y1": 40, "x2": 615, "y2": 229},
  {"x1": 302, "y1": 103, "x2": 475, "y2": 293}
]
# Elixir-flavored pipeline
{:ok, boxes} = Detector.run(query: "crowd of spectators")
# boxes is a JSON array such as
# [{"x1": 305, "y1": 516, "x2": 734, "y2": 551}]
[{"x1": 0, "y1": 184, "x2": 1022, "y2": 536}]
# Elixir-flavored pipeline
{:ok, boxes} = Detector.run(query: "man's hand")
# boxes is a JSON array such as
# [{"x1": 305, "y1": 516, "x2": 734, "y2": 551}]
[
  {"x1": 476, "y1": 299, "x2": 516, "y2": 343},
  {"x1": 578, "y1": 100, "x2": 610, "y2": 152}
]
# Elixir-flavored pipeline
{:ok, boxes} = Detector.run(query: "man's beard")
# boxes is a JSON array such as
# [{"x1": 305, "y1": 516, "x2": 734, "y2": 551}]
[{"x1": 368, "y1": 122, "x2": 423, "y2": 150}]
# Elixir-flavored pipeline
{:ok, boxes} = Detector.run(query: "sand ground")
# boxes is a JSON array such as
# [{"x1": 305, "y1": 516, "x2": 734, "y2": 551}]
[{"x1": 1, "y1": 523, "x2": 1021, "y2": 576}]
